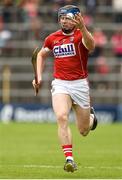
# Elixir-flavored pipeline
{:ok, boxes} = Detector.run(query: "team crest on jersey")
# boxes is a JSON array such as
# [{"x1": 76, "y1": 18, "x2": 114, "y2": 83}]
[
  {"x1": 70, "y1": 37, "x2": 74, "y2": 42},
  {"x1": 53, "y1": 43, "x2": 76, "y2": 57}
]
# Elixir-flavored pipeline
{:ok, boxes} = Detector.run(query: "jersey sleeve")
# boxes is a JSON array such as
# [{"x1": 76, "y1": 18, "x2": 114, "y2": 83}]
[{"x1": 43, "y1": 35, "x2": 53, "y2": 51}]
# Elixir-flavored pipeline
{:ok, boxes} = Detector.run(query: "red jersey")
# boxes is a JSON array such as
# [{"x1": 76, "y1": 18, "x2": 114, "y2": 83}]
[{"x1": 43, "y1": 29, "x2": 89, "y2": 80}]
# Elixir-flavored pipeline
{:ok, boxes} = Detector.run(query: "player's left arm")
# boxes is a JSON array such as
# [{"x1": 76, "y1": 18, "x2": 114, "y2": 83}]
[{"x1": 72, "y1": 13, "x2": 95, "y2": 52}]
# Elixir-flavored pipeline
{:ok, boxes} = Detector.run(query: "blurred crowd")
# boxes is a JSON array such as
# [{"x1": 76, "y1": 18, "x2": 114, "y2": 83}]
[{"x1": 0, "y1": 0, "x2": 122, "y2": 91}]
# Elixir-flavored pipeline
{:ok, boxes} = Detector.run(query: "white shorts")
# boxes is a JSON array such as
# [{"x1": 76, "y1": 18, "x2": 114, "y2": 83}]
[{"x1": 51, "y1": 78, "x2": 90, "y2": 109}]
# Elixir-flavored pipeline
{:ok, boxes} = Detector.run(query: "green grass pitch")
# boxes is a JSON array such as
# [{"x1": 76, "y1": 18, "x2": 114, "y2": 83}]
[{"x1": 0, "y1": 122, "x2": 122, "y2": 179}]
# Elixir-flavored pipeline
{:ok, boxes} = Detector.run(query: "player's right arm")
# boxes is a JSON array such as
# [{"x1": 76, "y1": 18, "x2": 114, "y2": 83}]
[
  {"x1": 32, "y1": 34, "x2": 53, "y2": 92},
  {"x1": 32, "y1": 47, "x2": 50, "y2": 90},
  {"x1": 37, "y1": 47, "x2": 49, "y2": 83}
]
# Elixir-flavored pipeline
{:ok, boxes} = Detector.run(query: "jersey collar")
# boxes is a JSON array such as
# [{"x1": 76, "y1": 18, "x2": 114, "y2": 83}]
[{"x1": 62, "y1": 31, "x2": 74, "y2": 36}]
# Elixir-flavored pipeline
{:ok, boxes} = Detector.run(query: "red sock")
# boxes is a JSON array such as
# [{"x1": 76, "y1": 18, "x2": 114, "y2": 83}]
[{"x1": 62, "y1": 144, "x2": 73, "y2": 160}]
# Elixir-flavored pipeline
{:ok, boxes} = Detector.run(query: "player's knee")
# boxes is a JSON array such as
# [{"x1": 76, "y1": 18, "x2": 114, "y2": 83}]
[{"x1": 57, "y1": 113, "x2": 68, "y2": 123}]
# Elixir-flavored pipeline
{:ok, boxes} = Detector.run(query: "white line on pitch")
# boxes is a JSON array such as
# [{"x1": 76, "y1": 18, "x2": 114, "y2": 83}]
[
  {"x1": 23, "y1": 165, "x2": 122, "y2": 169},
  {"x1": 1, "y1": 179, "x2": 122, "y2": 180},
  {"x1": 1, "y1": 164, "x2": 122, "y2": 169}
]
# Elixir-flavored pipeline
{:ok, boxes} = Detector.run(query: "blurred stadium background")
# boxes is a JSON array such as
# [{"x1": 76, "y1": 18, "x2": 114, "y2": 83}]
[
  {"x1": 0, "y1": 0, "x2": 122, "y2": 179},
  {"x1": 0, "y1": 0, "x2": 122, "y2": 123}
]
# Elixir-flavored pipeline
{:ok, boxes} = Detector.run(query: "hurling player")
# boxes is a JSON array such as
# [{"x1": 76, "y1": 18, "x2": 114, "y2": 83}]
[{"x1": 32, "y1": 5, "x2": 98, "y2": 172}]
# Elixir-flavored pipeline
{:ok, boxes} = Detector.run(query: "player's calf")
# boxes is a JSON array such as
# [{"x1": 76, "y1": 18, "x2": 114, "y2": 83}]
[{"x1": 78, "y1": 107, "x2": 98, "y2": 136}]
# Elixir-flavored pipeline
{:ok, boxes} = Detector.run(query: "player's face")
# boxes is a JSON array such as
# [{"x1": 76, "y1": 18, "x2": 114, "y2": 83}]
[{"x1": 59, "y1": 15, "x2": 75, "y2": 33}]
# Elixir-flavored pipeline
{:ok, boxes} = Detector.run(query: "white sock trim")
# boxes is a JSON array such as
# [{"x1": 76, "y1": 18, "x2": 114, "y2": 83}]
[
  {"x1": 66, "y1": 156, "x2": 74, "y2": 161},
  {"x1": 90, "y1": 114, "x2": 94, "y2": 129}
]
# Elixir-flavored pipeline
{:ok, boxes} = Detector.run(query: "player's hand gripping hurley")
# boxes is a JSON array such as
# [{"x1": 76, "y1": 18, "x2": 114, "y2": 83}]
[{"x1": 31, "y1": 47, "x2": 40, "y2": 96}]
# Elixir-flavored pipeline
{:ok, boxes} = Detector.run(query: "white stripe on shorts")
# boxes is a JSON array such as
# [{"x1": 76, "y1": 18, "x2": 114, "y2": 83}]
[{"x1": 51, "y1": 78, "x2": 90, "y2": 109}]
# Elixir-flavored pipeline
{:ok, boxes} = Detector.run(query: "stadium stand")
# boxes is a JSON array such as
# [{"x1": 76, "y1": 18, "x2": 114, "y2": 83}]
[{"x1": 0, "y1": 0, "x2": 122, "y2": 105}]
